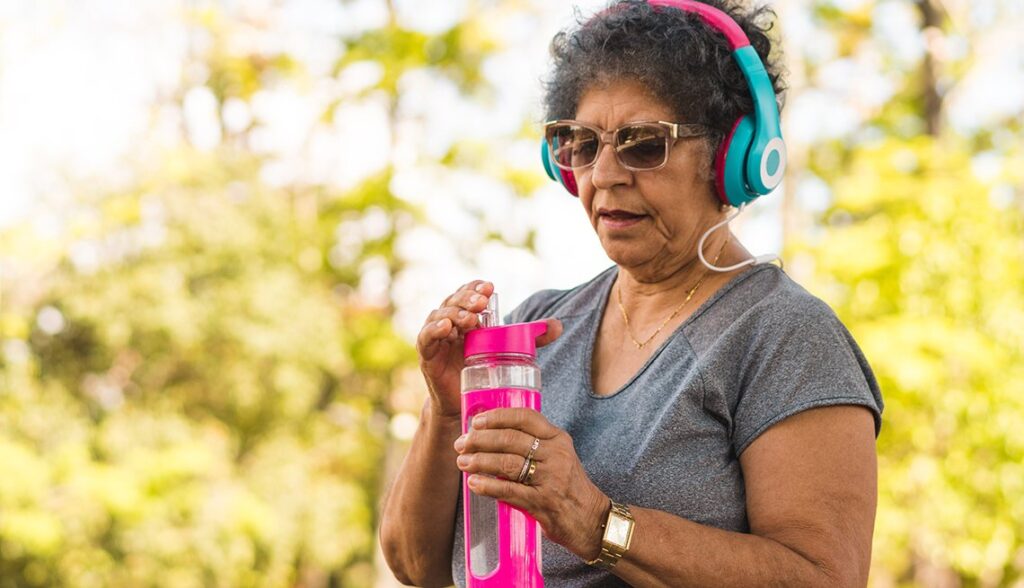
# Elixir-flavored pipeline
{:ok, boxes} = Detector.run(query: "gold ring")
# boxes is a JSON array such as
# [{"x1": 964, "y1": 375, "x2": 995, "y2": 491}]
[
  {"x1": 516, "y1": 457, "x2": 532, "y2": 484},
  {"x1": 523, "y1": 460, "x2": 538, "y2": 486},
  {"x1": 526, "y1": 438, "x2": 540, "y2": 462}
]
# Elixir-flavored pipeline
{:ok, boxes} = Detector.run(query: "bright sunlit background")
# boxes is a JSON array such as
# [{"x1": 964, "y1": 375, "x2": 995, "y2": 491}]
[{"x1": 1, "y1": 0, "x2": 1022, "y2": 586}]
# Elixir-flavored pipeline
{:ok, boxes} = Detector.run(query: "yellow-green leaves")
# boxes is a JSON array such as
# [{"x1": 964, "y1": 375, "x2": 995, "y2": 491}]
[{"x1": 804, "y1": 132, "x2": 1024, "y2": 584}]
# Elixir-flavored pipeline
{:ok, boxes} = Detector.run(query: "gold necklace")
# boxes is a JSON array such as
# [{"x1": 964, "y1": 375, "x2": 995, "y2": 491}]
[{"x1": 616, "y1": 235, "x2": 730, "y2": 350}]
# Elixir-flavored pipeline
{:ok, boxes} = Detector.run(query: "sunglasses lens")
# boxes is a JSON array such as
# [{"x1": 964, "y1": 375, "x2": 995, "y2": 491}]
[
  {"x1": 617, "y1": 125, "x2": 668, "y2": 169},
  {"x1": 548, "y1": 124, "x2": 599, "y2": 169}
]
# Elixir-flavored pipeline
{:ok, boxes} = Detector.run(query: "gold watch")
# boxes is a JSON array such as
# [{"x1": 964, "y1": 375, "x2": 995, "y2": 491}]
[{"x1": 585, "y1": 501, "x2": 635, "y2": 569}]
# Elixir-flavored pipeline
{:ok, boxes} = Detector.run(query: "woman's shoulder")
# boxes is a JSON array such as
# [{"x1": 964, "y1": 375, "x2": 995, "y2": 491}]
[
  {"x1": 697, "y1": 264, "x2": 885, "y2": 445},
  {"x1": 698, "y1": 264, "x2": 842, "y2": 333},
  {"x1": 686, "y1": 263, "x2": 867, "y2": 368},
  {"x1": 504, "y1": 266, "x2": 617, "y2": 324},
  {"x1": 750, "y1": 265, "x2": 839, "y2": 318}
]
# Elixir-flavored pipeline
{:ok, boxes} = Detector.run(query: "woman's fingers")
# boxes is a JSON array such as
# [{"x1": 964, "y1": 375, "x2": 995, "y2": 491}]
[
  {"x1": 535, "y1": 318, "x2": 563, "y2": 348},
  {"x1": 416, "y1": 317, "x2": 453, "y2": 361},
  {"x1": 470, "y1": 408, "x2": 561, "y2": 440},
  {"x1": 425, "y1": 305, "x2": 480, "y2": 332},
  {"x1": 450, "y1": 288, "x2": 490, "y2": 314},
  {"x1": 418, "y1": 287, "x2": 489, "y2": 342},
  {"x1": 457, "y1": 452, "x2": 530, "y2": 481},
  {"x1": 456, "y1": 428, "x2": 539, "y2": 459},
  {"x1": 419, "y1": 281, "x2": 492, "y2": 346},
  {"x1": 465, "y1": 474, "x2": 535, "y2": 512},
  {"x1": 440, "y1": 281, "x2": 492, "y2": 313}
]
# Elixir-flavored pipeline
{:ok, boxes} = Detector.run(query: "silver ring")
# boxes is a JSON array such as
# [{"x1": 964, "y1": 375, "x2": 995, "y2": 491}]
[
  {"x1": 516, "y1": 457, "x2": 532, "y2": 484},
  {"x1": 526, "y1": 438, "x2": 540, "y2": 462}
]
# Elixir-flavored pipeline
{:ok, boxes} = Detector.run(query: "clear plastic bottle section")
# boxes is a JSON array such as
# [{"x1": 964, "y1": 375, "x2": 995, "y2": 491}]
[{"x1": 462, "y1": 353, "x2": 541, "y2": 392}]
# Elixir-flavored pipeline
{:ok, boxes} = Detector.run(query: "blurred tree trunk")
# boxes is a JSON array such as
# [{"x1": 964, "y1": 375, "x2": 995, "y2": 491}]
[
  {"x1": 776, "y1": 0, "x2": 808, "y2": 266},
  {"x1": 917, "y1": 0, "x2": 944, "y2": 136}
]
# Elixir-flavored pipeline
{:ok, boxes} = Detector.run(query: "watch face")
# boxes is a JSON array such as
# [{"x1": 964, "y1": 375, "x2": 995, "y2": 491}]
[{"x1": 606, "y1": 513, "x2": 632, "y2": 548}]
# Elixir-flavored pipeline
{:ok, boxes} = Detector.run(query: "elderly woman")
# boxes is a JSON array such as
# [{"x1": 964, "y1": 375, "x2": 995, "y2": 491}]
[{"x1": 380, "y1": 0, "x2": 883, "y2": 586}]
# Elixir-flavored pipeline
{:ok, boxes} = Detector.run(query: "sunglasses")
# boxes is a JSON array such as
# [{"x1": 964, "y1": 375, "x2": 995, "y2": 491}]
[{"x1": 544, "y1": 120, "x2": 707, "y2": 172}]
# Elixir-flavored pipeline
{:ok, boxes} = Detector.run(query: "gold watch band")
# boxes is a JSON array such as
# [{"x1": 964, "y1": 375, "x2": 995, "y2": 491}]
[
  {"x1": 585, "y1": 501, "x2": 634, "y2": 570},
  {"x1": 585, "y1": 545, "x2": 625, "y2": 570}
]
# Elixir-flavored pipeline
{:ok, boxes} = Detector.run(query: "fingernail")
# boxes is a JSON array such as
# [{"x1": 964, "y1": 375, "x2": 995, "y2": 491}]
[
  {"x1": 457, "y1": 455, "x2": 470, "y2": 467},
  {"x1": 472, "y1": 415, "x2": 487, "y2": 428},
  {"x1": 470, "y1": 294, "x2": 483, "y2": 304},
  {"x1": 475, "y1": 283, "x2": 487, "y2": 293},
  {"x1": 467, "y1": 474, "x2": 480, "y2": 488},
  {"x1": 436, "y1": 319, "x2": 447, "y2": 328},
  {"x1": 454, "y1": 435, "x2": 466, "y2": 451},
  {"x1": 458, "y1": 310, "x2": 469, "y2": 319}
]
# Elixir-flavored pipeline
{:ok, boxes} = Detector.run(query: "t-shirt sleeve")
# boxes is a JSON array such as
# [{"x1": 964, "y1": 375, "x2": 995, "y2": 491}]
[
  {"x1": 503, "y1": 288, "x2": 568, "y2": 325},
  {"x1": 731, "y1": 296, "x2": 884, "y2": 456}
]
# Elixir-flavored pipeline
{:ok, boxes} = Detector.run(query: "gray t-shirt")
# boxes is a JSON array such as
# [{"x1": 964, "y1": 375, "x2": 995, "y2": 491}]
[{"x1": 451, "y1": 264, "x2": 883, "y2": 587}]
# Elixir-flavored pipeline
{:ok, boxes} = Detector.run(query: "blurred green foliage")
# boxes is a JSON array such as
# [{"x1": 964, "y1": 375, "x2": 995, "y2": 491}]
[
  {"x1": 802, "y1": 136, "x2": 1024, "y2": 586},
  {"x1": 0, "y1": 147, "x2": 414, "y2": 586},
  {"x1": 795, "y1": 1, "x2": 1024, "y2": 585},
  {"x1": 0, "y1": 1, "x2": 511, "y2": 585}
]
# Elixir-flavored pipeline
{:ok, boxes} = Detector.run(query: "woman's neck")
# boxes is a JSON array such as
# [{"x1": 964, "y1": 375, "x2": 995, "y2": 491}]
[{"x1": 614, "y1": 233, "x2": 750, "y2": 329}]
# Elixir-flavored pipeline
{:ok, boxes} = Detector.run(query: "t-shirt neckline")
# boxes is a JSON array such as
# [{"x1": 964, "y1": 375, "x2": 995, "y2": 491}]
[{"x1": 582, "y1": 263, "x2": 777, "y2": 399}]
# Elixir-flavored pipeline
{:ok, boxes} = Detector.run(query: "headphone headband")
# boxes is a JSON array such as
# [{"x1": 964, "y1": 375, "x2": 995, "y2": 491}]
[{"x1": 646, "y1": 0, "x2": 750, "y2": 49}]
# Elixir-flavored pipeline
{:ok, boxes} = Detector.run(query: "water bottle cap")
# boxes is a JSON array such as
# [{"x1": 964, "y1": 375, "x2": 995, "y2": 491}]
[{"x1": 463, "y1": 321, "x2": 548, "y2": 359}]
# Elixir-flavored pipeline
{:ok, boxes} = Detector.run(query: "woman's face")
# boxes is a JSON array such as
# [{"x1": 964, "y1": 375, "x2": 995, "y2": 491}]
[{"x1": 573, "y1": 79, "x2": 720, "y2": 278}]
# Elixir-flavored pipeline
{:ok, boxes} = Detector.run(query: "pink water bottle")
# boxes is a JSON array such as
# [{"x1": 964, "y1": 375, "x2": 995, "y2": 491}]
[{"x1": 461, "y1": 293, "x2": 546, "y2": 587}]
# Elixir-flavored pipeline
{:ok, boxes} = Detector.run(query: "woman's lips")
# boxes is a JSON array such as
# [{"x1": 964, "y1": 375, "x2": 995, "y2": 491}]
[{"x1": 598, "y1": 209, "x2": 647, "y2": 229}]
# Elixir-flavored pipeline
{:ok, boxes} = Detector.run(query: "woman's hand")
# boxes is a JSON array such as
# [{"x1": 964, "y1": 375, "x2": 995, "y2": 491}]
[
  {"x1": 454, "y1": 408, "x2": 610, "y2": 559},
  {"x1": 417, "y1": 280, "x2": 495, "y2": 419},
  {"x1": 417, "y1": 281, "x2": 564, "y2": 420}
]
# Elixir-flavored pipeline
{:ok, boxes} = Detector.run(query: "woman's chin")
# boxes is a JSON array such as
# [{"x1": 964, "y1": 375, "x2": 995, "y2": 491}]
[{"x1": 598, "y1": 242, "x2": 656, "y2": 269}]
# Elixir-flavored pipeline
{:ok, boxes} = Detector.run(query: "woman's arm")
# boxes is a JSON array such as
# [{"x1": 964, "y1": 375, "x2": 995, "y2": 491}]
[
  {"x1": 379, "y1": 280, "x2": 495, "y2": 587},
  {"x1": 379, "y1": 399, "x2": 463, "y2": 587},
  {"x1": 378, "y1": 279, "x2": 564, "y2": 586},
  {"x1": 609, "y1": 405, "x2": 877, "y2": 587},
  {"x1": 459, "y1": 404, "x2": 877, "y2": 587}
]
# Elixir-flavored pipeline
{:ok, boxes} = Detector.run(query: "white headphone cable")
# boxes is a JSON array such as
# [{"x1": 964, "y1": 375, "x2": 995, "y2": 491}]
[{"x1": 697, "y1": 203, "x2": 781, "y2": 272}]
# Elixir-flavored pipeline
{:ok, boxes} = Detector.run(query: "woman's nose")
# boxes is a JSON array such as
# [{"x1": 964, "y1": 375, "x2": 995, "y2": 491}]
[{"x1": 589, "y1": 142, "x2": 631, "y2": 189}]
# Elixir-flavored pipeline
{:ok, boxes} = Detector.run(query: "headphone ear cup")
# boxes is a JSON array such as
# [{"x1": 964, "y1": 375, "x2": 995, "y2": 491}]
[
  {"x1": 541, "y1": 139, "x2": 560, "y2": 181},
  {"x1": 715, "y1": 115, "x2": 760, "y2": 207},
  {"x1": 560, "y1": 168, "x2": 579, "y2": 197},
  {"x1": 540, "y1": 139, "x2": 580, "y2": 197},
  {"x1": 713, "y1": 119, "x2": 740, "y2": 206}
]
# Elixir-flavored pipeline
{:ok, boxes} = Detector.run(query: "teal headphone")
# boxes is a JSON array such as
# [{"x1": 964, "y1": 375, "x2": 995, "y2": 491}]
[{"x1": 541, "y1": 0, "x2": 786, "y2": 207}]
